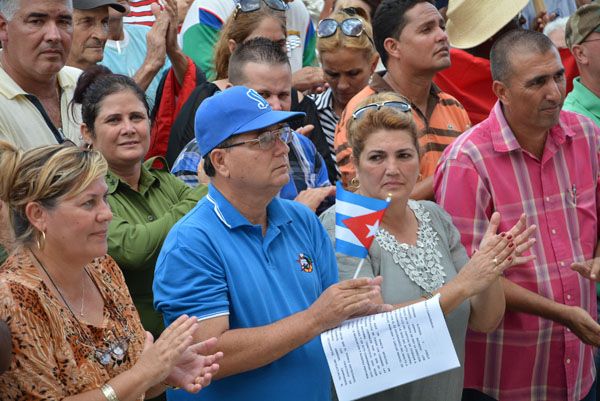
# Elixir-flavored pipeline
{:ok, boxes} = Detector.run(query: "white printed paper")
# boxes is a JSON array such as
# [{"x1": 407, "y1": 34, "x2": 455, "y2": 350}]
[{"x1": 321, "y1": 294, "x2": 460, "y2": 401}]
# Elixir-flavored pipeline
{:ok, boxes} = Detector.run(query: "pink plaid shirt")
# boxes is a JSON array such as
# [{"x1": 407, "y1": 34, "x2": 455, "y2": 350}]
[{"x1": 434, "y1": 101, "x2": 600, "y2": 401}]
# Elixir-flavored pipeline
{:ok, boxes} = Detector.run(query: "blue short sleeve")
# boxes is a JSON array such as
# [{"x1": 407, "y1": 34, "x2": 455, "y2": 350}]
[{"x1": 153, "y1": 211, "x2": 230, "y2": 325}]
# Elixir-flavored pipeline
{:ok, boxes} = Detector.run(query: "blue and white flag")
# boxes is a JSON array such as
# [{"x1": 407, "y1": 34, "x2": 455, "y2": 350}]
[{"x1": 335, "y1": 181, "x2": 391, "y2": 258}]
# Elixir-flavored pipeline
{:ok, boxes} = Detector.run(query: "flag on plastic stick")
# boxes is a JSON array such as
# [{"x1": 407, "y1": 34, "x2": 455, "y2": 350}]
[{"x1": 335, "y1": 181, "x2": 391, "y2": 260}]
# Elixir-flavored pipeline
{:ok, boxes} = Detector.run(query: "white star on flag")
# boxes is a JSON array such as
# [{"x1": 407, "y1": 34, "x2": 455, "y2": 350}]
[
  {"x1": 334, "y1": 181, "x2": 391, "y2": 262},
  {"x1": 366, "y1": 221, "x2": 380, "y2": 238}
]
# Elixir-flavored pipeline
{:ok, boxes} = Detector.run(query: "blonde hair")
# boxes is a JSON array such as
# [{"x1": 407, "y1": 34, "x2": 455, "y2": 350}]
[
  {"x1": 213, "y1": 7, "x2": 286, "y2": 80},
  {"x1": 0, "y1": 141, "x2": 107, "y2": 248},
  {"x1": 347, "y1": 92, "x2": 418, "y2": 165},
  {"x1": 317, "y1": 7, "x2": 376, "y2": 60}
]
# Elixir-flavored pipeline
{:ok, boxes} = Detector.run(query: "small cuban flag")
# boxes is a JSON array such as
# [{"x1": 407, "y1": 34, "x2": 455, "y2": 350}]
[{"x1": 335, "y1": 181, "x2": 391, "y2": 259}]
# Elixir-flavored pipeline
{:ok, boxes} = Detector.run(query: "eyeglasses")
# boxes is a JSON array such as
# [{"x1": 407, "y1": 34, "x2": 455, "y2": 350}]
[
  {"x1": 233, "y1": 0, "x2": 287, "y2": 18},
  {"x1": 352, "y1": 101, "x2": 412, "y2": 119},
  {"x1": 317, "y1": 17, "x2": 373, "y2": 45},
  {"x1": 221, "y1": 125, "x2": 293, "y2": 150}
]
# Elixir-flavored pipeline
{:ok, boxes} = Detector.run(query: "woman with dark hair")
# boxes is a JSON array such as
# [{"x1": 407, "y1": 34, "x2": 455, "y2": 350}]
[
  {"x1": 72, "y1": 66, "x2": 208, "y2": 340},
  {"x1": 321, "y1": 92, "x2": 536, "y2": 401},
  {"x1": 0, "y1": 141, "x2": 221, "y2": 399}
]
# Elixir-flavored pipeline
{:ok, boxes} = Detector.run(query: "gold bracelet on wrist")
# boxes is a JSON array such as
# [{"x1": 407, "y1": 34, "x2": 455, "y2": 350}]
[
  {"x1": 100, "y1": 383, "x2": 120, "y2": 401},
  {"x1": 422, "y1": 291, "x2": 434, "y2": 299}
]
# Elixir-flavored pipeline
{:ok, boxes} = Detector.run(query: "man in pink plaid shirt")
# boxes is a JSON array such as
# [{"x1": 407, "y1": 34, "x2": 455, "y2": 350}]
[{"x1": 435, "y1": 30, "x2": 600, "y2": 401}]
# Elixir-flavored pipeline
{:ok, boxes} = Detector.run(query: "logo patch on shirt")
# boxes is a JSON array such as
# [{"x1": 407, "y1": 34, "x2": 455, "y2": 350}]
[
  {"x1": 297, "y1": 253, "x2": 313, "y2": 273},
  {"x1": 286, "y1": 33, "x2": 302, "y2": 54}
]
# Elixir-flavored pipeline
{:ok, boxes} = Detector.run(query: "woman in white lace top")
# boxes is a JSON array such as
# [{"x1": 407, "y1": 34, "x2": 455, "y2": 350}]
[{"x1": 320, "y1": 92, "x2": 536, "y2": 401}]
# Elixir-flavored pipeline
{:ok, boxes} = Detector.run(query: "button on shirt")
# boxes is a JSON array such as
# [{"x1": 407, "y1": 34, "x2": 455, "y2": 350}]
[
  {"x1": 434, "y1": 102, "x2": 600, "y2": 401},
  {"x1": 153, "y1": 184, "x2": 338, "y2": 401}
]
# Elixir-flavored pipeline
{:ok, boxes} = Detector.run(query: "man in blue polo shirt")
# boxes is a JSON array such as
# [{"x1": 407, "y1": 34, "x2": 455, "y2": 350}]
[{"x1": 153, "y1": 86, "x2": 388, "y2": 401}]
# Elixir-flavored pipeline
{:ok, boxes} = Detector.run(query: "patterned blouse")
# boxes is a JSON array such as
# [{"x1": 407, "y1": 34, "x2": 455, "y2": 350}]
[{"x1": 0, "y1": 249, "x2": 146, "y2": 400}]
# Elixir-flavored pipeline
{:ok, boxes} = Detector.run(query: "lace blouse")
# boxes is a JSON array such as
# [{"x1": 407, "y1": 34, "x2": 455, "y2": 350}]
[
  {"x1": 376, "y1": 199, "x2": 447, "y2": 294},
  {"x1": 321, "y1": 200, "x2": 471, "y2": 401}
]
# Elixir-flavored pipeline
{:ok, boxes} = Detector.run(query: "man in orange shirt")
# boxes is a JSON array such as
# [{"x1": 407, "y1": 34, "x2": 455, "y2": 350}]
[{"x1": 334, "y1": 0, "x2": 470, "y2": 200}]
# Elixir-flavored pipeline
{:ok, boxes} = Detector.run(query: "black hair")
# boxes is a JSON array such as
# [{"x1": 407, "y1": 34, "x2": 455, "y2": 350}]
[
  {"x1": 490, "y1": 29, "x2": 555, "y2": 84},
  {"x1": 203, "y1": 156, "x2": 216, "y2": 178},
  {"x1": 372, "y1": 0, "x2": 435, "y2": 67},
  {"x1": 228, "y1": 37, "x2": 290, "y2": 85},
  {"x1": 71, "y1": 65, "x2": 150, "y2": 136}
]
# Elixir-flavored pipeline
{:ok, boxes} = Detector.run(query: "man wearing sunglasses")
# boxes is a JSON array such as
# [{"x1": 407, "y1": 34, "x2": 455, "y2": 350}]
[
  {"x1": 154, "y1": 86, "x2": 389, "y2": 401},
  {"x1": 334, "y1": 0, "x2": 471, "y2": 201}
]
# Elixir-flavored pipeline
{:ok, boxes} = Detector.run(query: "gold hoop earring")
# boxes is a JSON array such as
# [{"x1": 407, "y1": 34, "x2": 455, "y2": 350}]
[
  {"x1": 36, "y1": 231, "x2": 46, "y2": 250},
  {"x1": 350, "y1": 177, "x2": 360, "y2": 190},
  {"x1": 417, "y1": 173, "x2": 423, "y2": 182}
]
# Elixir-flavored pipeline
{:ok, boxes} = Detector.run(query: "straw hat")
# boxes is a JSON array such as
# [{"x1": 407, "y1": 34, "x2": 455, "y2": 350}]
[{"x1": 445, "y1": 0, "x2": 529, "y2": 49}]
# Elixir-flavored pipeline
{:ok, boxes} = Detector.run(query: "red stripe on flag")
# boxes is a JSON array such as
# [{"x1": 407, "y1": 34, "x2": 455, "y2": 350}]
[{"x1": 342, "y1": 209, "x2": 387, "y2": 249}]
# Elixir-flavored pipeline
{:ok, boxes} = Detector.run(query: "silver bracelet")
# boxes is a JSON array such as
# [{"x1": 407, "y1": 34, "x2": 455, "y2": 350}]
[{"x1": 100, "y1": 383, "x2": 120, "y2": 401}]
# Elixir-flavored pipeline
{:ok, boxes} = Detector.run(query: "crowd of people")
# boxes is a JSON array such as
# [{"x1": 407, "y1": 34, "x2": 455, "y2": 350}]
[{"x1": 0, "y1": 0, "x2": 599, "y2": 400}]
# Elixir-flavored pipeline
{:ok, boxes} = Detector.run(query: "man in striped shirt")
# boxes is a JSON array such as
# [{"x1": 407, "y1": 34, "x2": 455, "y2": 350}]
[
  {"x1": 435, "y1": 29, "x2": 600, "y2": 401},
  {"x1": 334, "y1": 0, "x2": 471, "y2": 200}
]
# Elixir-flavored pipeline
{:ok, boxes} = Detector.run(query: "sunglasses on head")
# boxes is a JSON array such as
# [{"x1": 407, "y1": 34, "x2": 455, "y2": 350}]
[
  {"x1": 234, "y1": 0, "x2": 287, "y2": 18},
  {"x1": 317, "y1": 17, "x2": 373, "y2": 45},
  {"x1": 220, "y1": 125, "x2": 293, "y2": 150},
  {"x1": 352, "y1": 101, "x2": 412, "y2": 120}
]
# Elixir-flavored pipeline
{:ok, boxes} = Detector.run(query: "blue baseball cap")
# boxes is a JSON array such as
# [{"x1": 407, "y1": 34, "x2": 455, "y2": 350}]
[{"x1": 195, "y1": 86, "x2": 305, "y2": 158}]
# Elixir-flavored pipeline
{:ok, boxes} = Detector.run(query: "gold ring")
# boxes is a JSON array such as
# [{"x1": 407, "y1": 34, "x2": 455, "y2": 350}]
[{"x1": 493, "y1": 258, "x2": 500, "y2": 265}]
